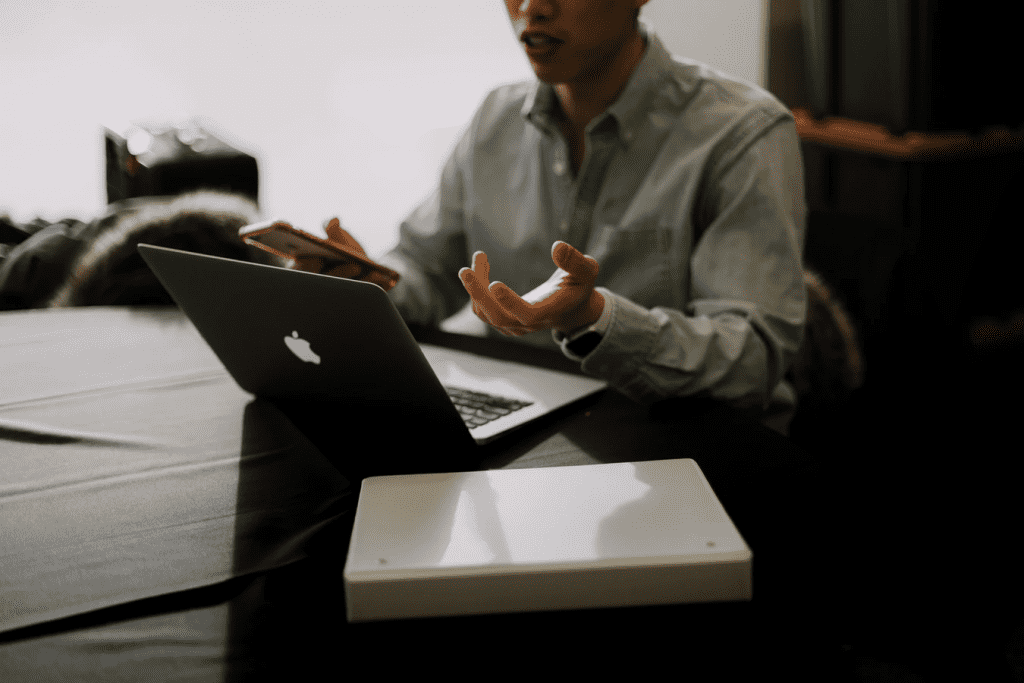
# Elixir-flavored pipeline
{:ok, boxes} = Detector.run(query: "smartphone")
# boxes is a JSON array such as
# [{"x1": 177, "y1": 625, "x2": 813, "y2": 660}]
[{"x1": 239, "y1": 219, "x2": 399, "y2": 289}]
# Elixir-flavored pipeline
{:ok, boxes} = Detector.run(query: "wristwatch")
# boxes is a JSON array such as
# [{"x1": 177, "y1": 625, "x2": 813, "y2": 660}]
[
  {"x1": 565, "y1": 328, "x2": 603, "y2": 356},
  {"x1": 562, "y1": 288, "x2": 610, "y2": 357}
]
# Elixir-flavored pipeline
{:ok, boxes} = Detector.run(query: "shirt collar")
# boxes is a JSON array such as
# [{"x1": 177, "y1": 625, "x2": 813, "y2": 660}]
[{"x1": 522, "y1": 25, "x2": 675, "y2": 145}]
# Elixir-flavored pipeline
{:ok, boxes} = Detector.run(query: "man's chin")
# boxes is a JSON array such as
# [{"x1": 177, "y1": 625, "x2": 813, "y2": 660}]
[
  {"x1": 527, "y1": 60, "x2": 570, "y2": 85},
  {"x1": 532, "y1": 73, "x2": 573, "y2": 88}
]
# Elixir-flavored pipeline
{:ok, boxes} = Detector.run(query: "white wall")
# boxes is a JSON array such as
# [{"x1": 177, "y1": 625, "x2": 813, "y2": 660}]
[
  {"x1": 0, "y1": 0, "x2": 765, "y2": 258},
  {"x1": 645, "y1": 0, "x2": 767, "y2": 88}
]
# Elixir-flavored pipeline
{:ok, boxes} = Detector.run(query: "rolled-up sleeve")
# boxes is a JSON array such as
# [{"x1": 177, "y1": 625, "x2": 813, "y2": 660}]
[{"x1": 577, "y1": 119, "x2": 807, "y2": 410}]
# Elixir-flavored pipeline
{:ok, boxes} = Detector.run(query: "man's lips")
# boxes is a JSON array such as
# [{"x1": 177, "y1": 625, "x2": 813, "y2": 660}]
[{"x1": 521, "y1": 31, "x2": 564, "y2": 55}]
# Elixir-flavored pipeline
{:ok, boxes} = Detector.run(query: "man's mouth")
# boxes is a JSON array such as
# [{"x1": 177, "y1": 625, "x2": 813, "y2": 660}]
[{"x1": 521, "y1": 32, "x2": 563, "y2": 49}]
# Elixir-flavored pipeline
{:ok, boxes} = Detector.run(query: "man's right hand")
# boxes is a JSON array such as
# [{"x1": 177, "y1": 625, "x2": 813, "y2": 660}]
[{"x1": 290, "y1": 218, "x2": 397, "y2": 290}]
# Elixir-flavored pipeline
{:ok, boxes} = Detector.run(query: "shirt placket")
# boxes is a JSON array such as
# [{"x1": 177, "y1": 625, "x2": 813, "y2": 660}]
[{"x1": 561, "y1": 126, "x2": 619, "y2": 251}]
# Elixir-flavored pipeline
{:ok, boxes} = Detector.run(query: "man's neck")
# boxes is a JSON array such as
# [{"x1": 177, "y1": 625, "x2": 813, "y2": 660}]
[{"x1": 553, "y1": 30, "x2": 647, "y2": 136}]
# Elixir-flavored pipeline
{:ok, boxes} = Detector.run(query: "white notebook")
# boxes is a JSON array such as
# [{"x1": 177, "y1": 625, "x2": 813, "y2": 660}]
[{"x1": 343, "y1": 458, "x2": 752, "y2": 622}]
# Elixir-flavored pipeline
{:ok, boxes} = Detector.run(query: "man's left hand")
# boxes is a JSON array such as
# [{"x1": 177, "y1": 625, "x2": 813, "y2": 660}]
[{"x1": 458, "y1": 241, "x2": 605, "y2": 336}]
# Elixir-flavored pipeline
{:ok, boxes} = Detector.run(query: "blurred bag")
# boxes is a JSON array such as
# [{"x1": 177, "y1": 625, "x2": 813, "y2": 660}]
[{"x1": 105, "y1": 121, "x2": 258, "y2": 204}]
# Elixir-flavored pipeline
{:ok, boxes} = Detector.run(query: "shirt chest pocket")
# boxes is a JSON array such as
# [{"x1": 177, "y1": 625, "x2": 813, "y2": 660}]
[{"x1": 588, "y1": 223, "x2": 683, "y2": 309}]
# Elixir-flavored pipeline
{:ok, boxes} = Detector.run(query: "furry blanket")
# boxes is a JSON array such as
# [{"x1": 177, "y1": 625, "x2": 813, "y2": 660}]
[{"x1": 0, "y1": 191, "x2": 283, "y2": 309}]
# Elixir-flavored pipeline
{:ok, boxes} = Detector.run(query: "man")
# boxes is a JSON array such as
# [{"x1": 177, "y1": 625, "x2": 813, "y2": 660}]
[{"x1": 308, "y1": 0, "x2": 807, "y2": 430}]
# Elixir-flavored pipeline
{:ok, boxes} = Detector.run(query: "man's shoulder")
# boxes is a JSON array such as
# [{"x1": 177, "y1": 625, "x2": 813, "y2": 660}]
[
  {"x1": 482, "y1": 80, "x2": 535, "y2": 107},
  {"x1": 470, "y1": 80, "x2": 534, "y2": 130},
  {"x1": 655, "y1": 53, "x2": 791, "y2": 131}
]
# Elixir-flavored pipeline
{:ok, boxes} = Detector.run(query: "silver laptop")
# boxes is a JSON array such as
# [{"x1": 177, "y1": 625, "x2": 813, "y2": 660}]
[{"x1": 137, "y1": 244, "x2": 606, "y2": 452}]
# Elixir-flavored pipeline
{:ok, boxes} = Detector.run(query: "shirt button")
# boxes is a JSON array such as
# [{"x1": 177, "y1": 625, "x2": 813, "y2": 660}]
[
  {"x1": 553, "y1": 160, "x2": 565, "y2": 175},
  {"x1": 560, "y1": 220, "x2": 569, "y2": 232},
  {"x1": 624, "y1": 130, "x2": 633, "y2": 141}
]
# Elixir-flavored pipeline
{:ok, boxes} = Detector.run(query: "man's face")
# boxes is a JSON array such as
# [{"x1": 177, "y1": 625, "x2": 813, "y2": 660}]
[{"x1": 505, "y1": 0, "x2": 646, "y2": 86}]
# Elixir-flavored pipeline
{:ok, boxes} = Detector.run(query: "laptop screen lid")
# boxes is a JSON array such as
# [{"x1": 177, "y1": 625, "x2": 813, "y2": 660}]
[{"x1": 136, "y1": 245, "x2": 605, "y2": 458}]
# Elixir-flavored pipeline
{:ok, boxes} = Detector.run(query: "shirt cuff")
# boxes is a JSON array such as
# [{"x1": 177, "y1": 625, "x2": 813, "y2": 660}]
[{"x1": 553, "y1": 287, "x2": 614, "y2": 361}]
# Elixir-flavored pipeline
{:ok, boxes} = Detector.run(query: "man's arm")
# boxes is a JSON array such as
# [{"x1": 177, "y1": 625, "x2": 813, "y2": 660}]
[
  {"x1": 573, "y1": 119, "x2": 807, "y2": 409},
  {"x1": 378, "y1": 129, "x2": 472, "y2": 327}
]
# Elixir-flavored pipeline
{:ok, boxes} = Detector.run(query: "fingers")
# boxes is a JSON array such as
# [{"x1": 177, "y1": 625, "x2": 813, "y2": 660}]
[
  {"x1": 551, "y1": 241, "x2": 599, "y2": 281},
  {"x1": 459, "y1": 264, "x2": 527, "y2": 335},
  {"x1": 471, "y1": 250, "x2": 489, "y2": 282},
  {"x1": 291, "y1": 256, "x2": 324, "y2": 273},
  {"x1": 490, "y1": 281, "x2": 538, "y2": 324},
  {"x1": 459, "y1": 266, "x2": 499, "y2": 324},
  {"x1": 323, "y1": 262, "x2": 365, "y2": 279},
  {"x1": 460, "y1": 252, "x2": 492, "y2": 315},
  {"x1": 458, "y1": 266, "x2": 488, "y2": 304},
  {"x1": 324, "y1": 218, "x2": 343, "y2": 242},
  {"x1": 490, "y1": 282, "x2": 564, "y2": 336},
  {"x1": 325, "y1": 218, "x2": 367, "y2": 257},
  {"x1": 457, "y1": 244, "x2": 602, "y2": 336},
  {"x1": 461, "y1": 250, "x2": 571, "y2": 336}
]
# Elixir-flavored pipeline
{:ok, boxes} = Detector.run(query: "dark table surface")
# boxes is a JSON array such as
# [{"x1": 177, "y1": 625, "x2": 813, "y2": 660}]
[{"x1": 1, "y1": 307, "x2": 1020, "y2": 681}]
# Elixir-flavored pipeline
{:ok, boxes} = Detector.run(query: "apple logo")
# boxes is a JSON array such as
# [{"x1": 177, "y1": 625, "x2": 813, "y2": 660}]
[{"x1": 284, "y1": 331, "x2": 320, "y2": 364}]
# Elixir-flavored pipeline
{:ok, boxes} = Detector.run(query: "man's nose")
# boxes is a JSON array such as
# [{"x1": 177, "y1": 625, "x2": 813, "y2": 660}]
[{"x1": 516, "y1": 0, "x2": 555, "y2": 19}]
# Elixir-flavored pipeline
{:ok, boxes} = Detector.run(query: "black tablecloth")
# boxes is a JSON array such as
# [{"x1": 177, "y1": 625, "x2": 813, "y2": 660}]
[
  {"x1": 1, "y1": 307, "x2": 1020, "y2": 680},
  {"x1": 0, "y1": 308, "x2": 352, "y2": 634}
]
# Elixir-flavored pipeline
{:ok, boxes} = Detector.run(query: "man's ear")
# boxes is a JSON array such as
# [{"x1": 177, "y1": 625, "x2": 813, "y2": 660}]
[{"x1": 634, "y1": 0, "x2": 651, "y2": 24}]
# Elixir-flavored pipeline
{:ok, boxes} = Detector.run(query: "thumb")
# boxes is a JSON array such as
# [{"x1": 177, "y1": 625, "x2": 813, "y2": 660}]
[
  {"x1": 325, "y1": 218, "x2": 367, "y2": 257},
  {"x1": 551, "y1": 241, "x2": 598, "y2": 280}
]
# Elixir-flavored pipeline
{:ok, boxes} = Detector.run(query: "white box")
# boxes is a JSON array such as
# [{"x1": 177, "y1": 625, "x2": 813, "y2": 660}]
[{"x1": 343, "y1": 458, "x2": 751, "y2": 622}]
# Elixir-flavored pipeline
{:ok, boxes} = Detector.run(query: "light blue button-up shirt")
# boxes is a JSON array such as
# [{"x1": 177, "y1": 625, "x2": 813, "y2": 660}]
[{"x1": 381, "y1": 28, "x2": 807, "y2": 415}]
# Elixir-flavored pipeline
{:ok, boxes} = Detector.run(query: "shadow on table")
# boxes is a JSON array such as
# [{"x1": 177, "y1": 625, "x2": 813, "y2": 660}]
[
  {"x1": 220, "y1": 399, "x2": 354, "y2": 681},
  {"x1": 222, "y1": 390, "x2": 852, "y2": 679},
  {"x1": 0, "y1": 394, "x2": 353, "y2": 682}
]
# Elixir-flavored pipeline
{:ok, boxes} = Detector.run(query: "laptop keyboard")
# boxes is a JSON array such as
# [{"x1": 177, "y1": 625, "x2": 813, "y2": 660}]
[{"x1": 446, "y1": 386, "x2": 533, "y2": 428}]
